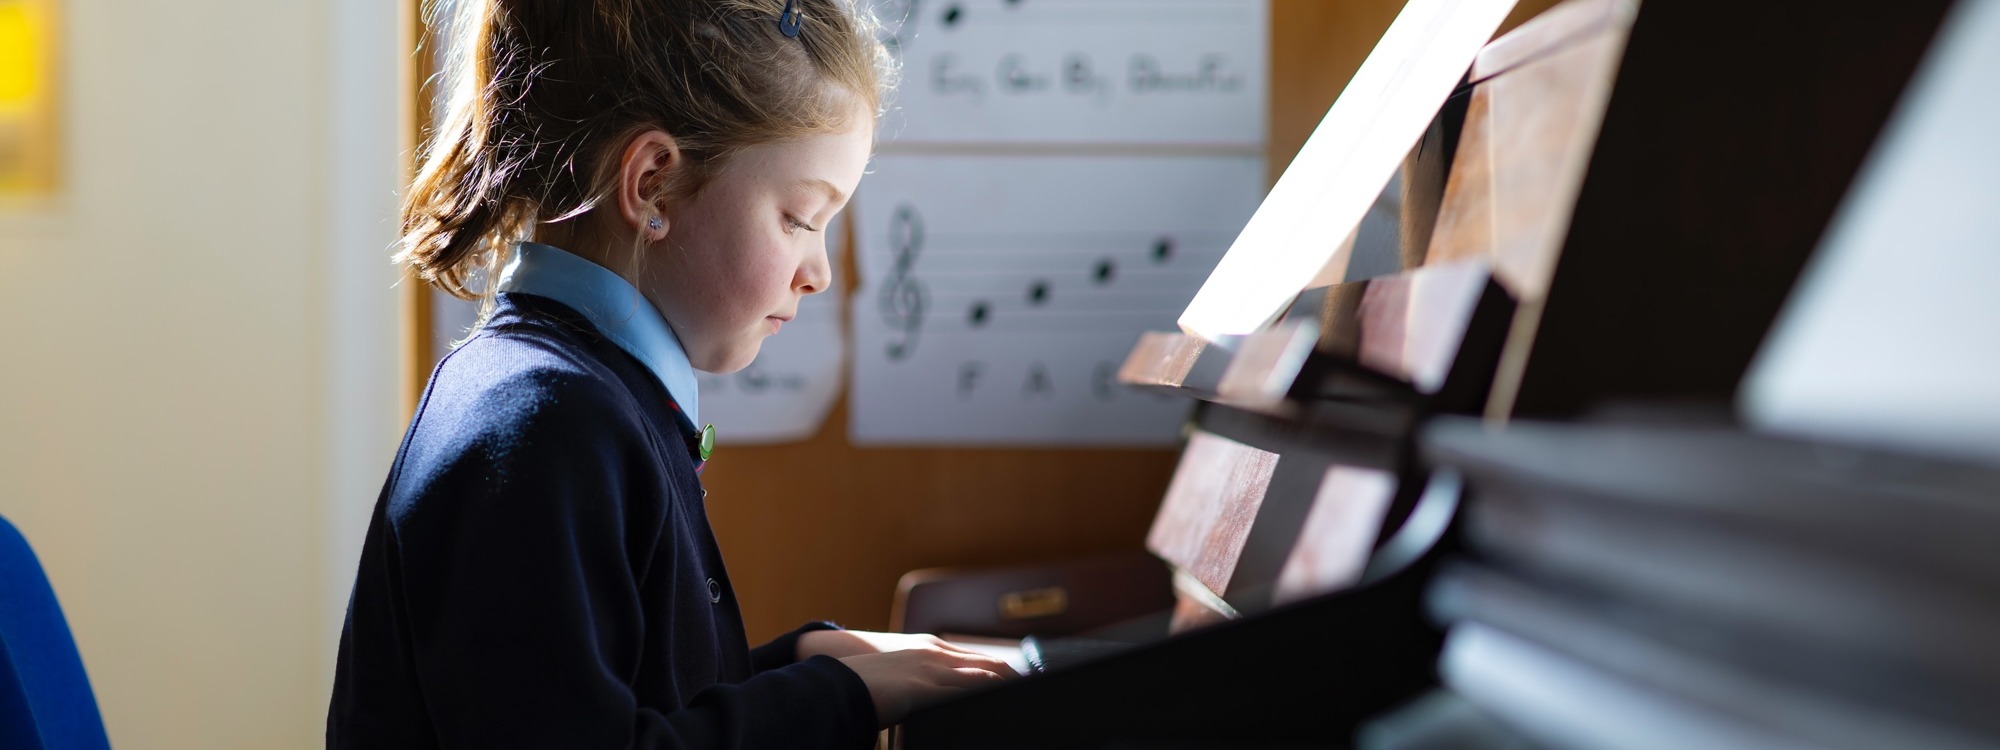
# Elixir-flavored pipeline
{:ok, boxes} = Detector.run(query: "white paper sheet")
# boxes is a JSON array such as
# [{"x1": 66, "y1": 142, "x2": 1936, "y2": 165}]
[
  {"x1": 872, "y1": 0, "x2": 1267, "y2": 146},
  {"x1": 849, "y1": 153, "x2": 1264, "y2": 445},
  {"x1": 697, "y1": 218, "x2": 848, "y2": 444},
  {"x1": 1179, "y1": 0, "x2": 1518, "y2": 339}
]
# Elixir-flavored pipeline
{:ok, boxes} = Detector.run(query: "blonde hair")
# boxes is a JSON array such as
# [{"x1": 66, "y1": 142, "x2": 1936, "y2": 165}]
[{"x1": 398, "y1": 0, "x2": 896, "y2": 312}]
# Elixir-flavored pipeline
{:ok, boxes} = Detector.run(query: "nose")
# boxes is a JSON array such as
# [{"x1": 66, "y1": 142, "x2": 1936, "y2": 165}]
[{"x1": 796, "y1": 236, "x2": 833, "y2": 295}]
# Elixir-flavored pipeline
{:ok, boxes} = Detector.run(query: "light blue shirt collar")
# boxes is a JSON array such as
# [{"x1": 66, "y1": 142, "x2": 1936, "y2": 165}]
[{"x1": 496, "y1": 242, "x2": 701, "y2": 428}]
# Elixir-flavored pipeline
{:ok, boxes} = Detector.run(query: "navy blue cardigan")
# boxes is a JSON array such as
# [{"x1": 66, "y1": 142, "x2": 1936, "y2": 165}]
[{"x1": 328, "y1": 294, "x2": 877, "y2": 749}]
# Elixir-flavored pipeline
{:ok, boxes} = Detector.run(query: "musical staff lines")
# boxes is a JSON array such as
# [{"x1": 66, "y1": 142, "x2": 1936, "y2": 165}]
[
  {"x1": 849, "y1": 1, "x2": 1268, "y2": 446},
  {"x1": 850, "y1": 153, "x2": 1264, "y2": 445}
]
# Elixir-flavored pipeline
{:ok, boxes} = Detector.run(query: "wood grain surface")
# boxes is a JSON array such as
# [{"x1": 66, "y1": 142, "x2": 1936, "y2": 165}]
[
  {"x1": 1145, "y1": 430, "x2": 1281, "y2": 598},
  {"x1": 1425, "y1": 27, "x2": 1627, "y2": 301}
]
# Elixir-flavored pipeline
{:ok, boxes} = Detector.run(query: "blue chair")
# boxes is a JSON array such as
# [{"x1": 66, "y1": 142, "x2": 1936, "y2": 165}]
[{"x1": 0, "y1": 515, "x2": 111, "y2": 749}]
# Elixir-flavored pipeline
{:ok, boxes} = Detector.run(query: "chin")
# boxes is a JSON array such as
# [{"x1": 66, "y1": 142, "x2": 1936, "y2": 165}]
[{"x1": 698, "y1": 341, "x2": 765, "y2": 375}]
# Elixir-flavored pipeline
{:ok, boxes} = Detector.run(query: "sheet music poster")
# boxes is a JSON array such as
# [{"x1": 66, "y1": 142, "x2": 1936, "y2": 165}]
[{"x1": 851, "y1": 0, "x2": 1269, "y2": 445}]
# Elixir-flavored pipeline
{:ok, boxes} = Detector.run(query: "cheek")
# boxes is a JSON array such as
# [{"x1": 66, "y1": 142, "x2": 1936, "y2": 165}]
[
  {"x1": 705, "y1": 220, "x2": 794, "y2": 286},
  {"x1": 652, "y1": 203, "x2": 799, "y2": 340},
  {"x1": 688, "y1": 239, "x2": 794, "y2": 323}
]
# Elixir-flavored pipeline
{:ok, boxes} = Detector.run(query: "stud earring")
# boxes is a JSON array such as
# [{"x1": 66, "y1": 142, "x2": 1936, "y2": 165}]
[{"x1": 646, "y1": 216, "x2": 663, "y2": 233}]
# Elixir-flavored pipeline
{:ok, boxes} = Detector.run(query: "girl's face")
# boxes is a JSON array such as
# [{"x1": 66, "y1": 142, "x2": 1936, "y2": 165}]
[{"x1": 643, "y1": 107, "x2": 873, "y2": 374}]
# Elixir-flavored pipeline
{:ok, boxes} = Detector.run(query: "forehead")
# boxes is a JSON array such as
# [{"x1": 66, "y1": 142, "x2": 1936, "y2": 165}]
[{"x1": 713, "y1": 114, "x2": 875, "y2": 200}]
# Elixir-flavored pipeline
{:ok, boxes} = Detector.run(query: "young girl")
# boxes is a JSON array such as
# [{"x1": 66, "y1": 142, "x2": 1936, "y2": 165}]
[{"x1": 327, "y1": 0, "x2": 1015, "y2": 746}]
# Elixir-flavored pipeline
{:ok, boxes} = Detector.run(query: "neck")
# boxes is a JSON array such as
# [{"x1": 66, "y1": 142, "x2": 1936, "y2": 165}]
[{"x1": 530, "y1": 216, "x2": 636, "y2": 278}]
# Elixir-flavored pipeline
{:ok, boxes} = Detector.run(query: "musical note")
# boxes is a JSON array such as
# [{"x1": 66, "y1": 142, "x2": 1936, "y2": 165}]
[
  {"x1": 952, "y1": 232, "x2": 1200, "y2": 328},
  {"x1": 852, "y1": 152, "x2": 1262, "y2": 445},
  {"x1": 1093, "y1": 259, "x2": 1115, "y2": 285},
  {"x1": 937, "y1": 0, "x2": 1021, "y2": 29},
  {"x1": 879, "y1": 204, "x2": 929, "y2": 360}
]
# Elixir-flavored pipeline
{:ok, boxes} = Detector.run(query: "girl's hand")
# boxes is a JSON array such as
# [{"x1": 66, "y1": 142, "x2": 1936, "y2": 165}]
[
  {"x1": 837, "y1": 647, "x2": 1015, "y2": 727},
  {"x1": 798, "y1": 629, "x2": 993, "y2": 661}
]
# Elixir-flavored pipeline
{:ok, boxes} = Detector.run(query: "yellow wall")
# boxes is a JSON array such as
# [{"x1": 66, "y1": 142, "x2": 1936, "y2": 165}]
[{"x1": 0, "y1": 0, "x2": 403, "y2": 746}]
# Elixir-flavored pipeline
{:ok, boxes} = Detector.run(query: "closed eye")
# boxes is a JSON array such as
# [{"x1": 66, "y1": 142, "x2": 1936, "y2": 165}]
[{"x1": 785, "y1": 215, "x2": 822, "y2": 233}]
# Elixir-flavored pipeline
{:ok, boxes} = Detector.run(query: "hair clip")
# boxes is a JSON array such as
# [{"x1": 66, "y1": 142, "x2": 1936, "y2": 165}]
[{"x1": 777, "y1": 0, "x2": 803, "y2": 38}]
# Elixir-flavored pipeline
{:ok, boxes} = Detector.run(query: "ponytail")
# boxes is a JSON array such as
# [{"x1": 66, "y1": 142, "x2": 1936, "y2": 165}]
[{"x1": 396, "y1": 0, "x2": 896, "y2": 317}]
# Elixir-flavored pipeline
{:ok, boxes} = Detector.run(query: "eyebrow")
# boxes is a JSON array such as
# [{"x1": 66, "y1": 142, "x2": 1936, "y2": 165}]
[{"x1": 794, "y1": 177, "x2": 847, "y2": 206}]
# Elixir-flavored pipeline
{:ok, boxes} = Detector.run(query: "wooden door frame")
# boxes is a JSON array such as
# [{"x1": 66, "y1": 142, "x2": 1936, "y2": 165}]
[{"x1": 399, "y1": 0, "x2": 436, "y2": 419}]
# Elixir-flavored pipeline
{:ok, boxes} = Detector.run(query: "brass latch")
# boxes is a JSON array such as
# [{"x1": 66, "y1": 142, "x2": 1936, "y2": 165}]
[{"x1": 998, "y1": 586, "x2": 1069, "y2": 620}]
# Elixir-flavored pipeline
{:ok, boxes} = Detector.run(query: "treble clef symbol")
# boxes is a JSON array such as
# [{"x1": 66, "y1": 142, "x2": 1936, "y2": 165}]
[{"x1": 880, "y1": 204, "x2": 929, "y2": 360}]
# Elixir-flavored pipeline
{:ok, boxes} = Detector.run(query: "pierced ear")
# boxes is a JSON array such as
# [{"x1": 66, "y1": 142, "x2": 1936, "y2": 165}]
[{"x1": 617, "y1": 130, "x2": 681, "y2": 240}]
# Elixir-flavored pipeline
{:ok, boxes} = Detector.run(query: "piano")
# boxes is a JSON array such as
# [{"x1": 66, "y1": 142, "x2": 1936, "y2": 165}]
[{"x1": 893, "y1": 0, "x2": 1960, "y2": 746}]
